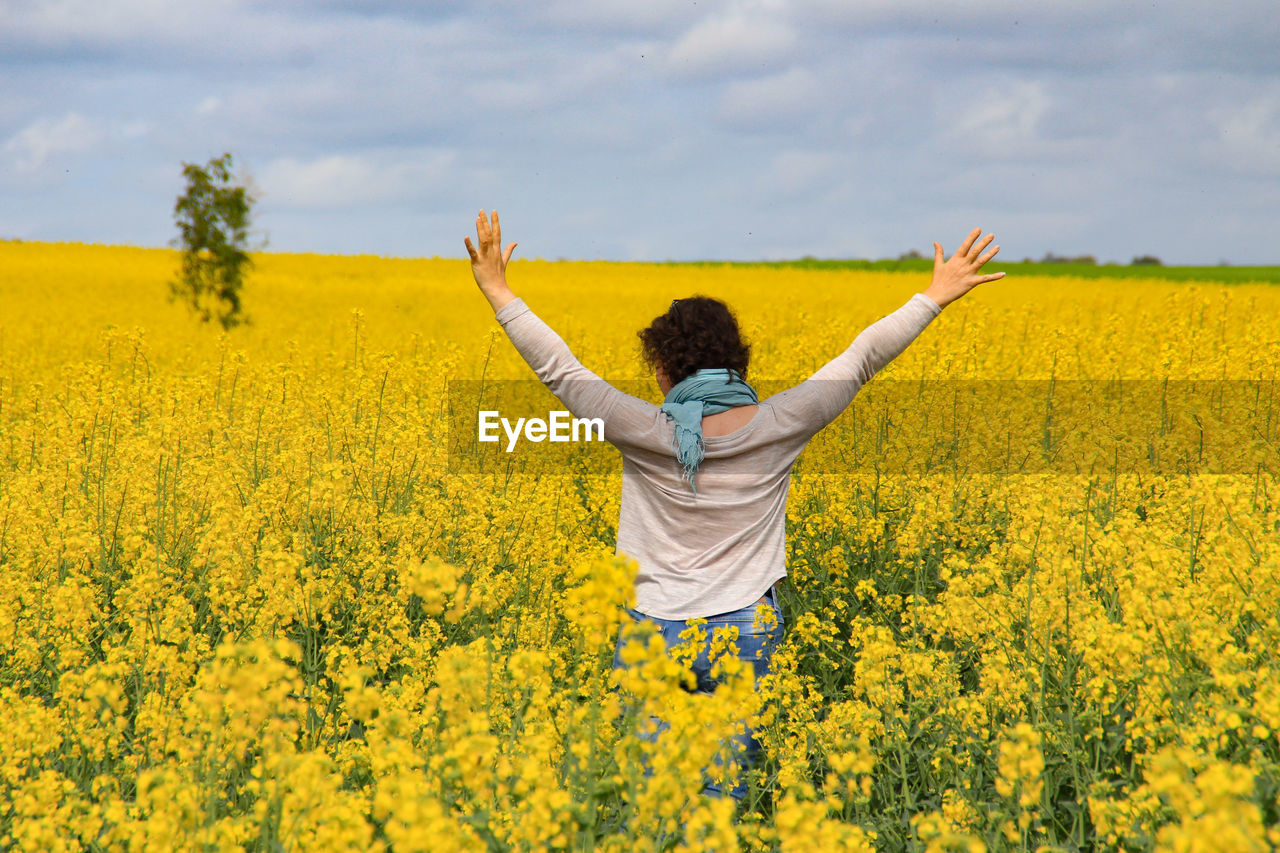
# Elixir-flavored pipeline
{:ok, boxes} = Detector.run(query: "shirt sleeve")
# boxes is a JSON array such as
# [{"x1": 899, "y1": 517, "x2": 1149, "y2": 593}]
[
  {"x1": 494, "y1": 297, "x2": 662, "y2": 447},
  {"x1": 762, "y1": 291, "x2": 943, "y2": 440}
]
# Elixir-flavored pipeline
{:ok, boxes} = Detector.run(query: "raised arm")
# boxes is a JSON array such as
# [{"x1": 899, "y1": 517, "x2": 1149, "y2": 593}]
[
  {"x1": 465, "y1": 210, "x2": 653, "y2": 431},
  {"x1": 766, "y1": 227, "x2": 1004, "y2": 437}
]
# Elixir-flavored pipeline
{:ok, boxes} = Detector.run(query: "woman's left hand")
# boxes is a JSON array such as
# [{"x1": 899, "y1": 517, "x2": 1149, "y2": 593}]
[{"x1": 923, "y1": 227, "x2": 1004, "y2": 309}]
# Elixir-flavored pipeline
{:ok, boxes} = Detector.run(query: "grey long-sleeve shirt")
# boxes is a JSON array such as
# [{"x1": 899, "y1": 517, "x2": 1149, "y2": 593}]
[{"x1": 494, "y1": 291, "x2": 944, "y2": 620}]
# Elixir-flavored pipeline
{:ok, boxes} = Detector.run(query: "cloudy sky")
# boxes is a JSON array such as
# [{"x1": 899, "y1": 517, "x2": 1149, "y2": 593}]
[{"x1": 2, "y1": 1, "x2": 1277, "y2": 264}]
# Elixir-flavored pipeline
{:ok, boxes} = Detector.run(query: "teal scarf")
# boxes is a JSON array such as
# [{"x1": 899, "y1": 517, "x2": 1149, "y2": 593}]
[{"x1": 660, "y1": 368, "x2": 758, "y2": 494}]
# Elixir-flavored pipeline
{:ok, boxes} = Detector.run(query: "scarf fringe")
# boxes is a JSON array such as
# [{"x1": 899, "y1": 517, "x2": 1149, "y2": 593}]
[{"x1": 673, "y1": 423, "x2": 705, "y2": 495}]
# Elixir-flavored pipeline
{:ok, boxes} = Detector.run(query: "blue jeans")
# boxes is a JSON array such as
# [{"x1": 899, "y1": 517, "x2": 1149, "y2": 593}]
[{"x1": 611, "y1": 583, "x2": 785, "y2": 801}]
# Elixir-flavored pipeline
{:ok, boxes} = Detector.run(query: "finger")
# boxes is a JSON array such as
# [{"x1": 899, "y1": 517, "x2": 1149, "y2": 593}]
[
  {"x1": 933, "y1": 242, "x2": 944, "y2": 268},
  {"x1": 464, "y1": 237, "x2": 478, "y2": 261},
  {"x1": 975, "y1": 271, "x2": 1006, "y2": 284},
  {"x1": 502, "y1": 242, "x2": 518, "y2": 265},
  {"x1": 476, "y1": 210, "x2": 490, "y2": 244},
  {"x1": 969, "y1": 232, "x2": 994, "y2": 259},
  {"x1": 977, "y1": 244, "x2": 1000, "y2": 266},
  {"x1": 957, "y1": 227, "x2": 981, "y2": 257},
  {"x1": 492, "y1": 210, "x2": 501, "y2": 250}
]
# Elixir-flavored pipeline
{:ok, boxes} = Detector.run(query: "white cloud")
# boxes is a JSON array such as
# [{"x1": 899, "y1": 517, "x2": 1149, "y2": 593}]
[
  {"x1": 664, "y1": 2, "x2": 797, "y2": 78},
  {"x1": 718, "y1": 68, "x2": 821, "y2": 127},
  {"x1": 119, "y1": 120, "x2": 153, "y2": 139},
  {"x1": 0, "y1": 0, "x2": 457, "y2": 71},
  {"x1": 758, "y1": 149, "x2": 845, "y2": 197},
  {"x1": 0, "y1": 0, "x2": 251, "y2": 56},
  {"x1": 945, "y1": 80, "x2": 1050, "y2": 158},
  {"x1": 259, "y1": 150, "x2": 458, "y2": 208},
  {"x1": 536, "y1": 0, "x2": 698, "y2": 34},
  {"x1": 1, "y1": 112, "x2": 101, "y2": 173},
  {"x1": 1211, "y1": 96, "x2": 1280, "y2": 175},
  {"x1": 791, "y1": 0, "x2": 1133, "y2": 29}
]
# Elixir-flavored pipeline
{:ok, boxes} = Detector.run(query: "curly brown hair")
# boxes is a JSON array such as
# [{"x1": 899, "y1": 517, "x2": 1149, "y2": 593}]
[{"x1": 637, "y1": 296, "x2": 751, "y2": 387}]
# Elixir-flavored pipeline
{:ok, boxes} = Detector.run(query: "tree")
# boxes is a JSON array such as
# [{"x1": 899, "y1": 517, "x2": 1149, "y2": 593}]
[
  {"x1": 1040, "y1": 251, "x2": 1098, "y2": 265},
  {"x1": 170, "y1": 152, "x2": 256, "y2": 329}
]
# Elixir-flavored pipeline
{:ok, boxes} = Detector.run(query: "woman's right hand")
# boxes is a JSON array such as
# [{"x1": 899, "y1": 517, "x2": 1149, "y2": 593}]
[
  {"x1": 465, "y1": 209, "x2": 518, "y2": 312},
  {"x1": 923, "y1": 228, "x2": 1005, "y2": 309}
]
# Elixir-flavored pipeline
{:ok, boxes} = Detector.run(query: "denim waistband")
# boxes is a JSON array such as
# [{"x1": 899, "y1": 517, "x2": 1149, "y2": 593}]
[{"x1": 627, "y1": 580, "x2": 782, "y2": 626}]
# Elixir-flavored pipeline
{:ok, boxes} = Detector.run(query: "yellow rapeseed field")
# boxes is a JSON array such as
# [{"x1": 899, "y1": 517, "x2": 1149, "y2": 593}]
[{"x1": 1, "y1": 240, "x2": 1279, "y2": 851}]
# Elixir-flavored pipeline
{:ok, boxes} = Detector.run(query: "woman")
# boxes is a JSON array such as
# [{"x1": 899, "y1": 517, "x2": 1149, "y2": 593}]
[{"x1": 464, "y1": 210, "x2": 1004, "y2": 802}]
